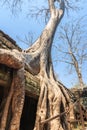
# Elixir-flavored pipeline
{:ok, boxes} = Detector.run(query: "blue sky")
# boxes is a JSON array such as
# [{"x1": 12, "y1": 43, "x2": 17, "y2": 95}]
[{"x1": 0, "y1": 0, "x2": 87, "y2": 88}]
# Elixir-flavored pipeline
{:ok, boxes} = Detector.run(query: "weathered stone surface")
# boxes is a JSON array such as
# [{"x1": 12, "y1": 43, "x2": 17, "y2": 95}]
[
  {"x1": 0, "y1": 64, "x2": 40, "y2": 98},
  {"x1": 0, "y1": 30, "x2": 22, "y2": 51},
  {"x1": 25, "y1": 71, "x2": 40, "y2": 98}
]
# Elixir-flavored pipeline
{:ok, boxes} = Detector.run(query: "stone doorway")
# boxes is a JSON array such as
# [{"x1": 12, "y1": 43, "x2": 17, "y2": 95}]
[{"x1": 20, "y1": 95, "x2": 38, "y2": 130}]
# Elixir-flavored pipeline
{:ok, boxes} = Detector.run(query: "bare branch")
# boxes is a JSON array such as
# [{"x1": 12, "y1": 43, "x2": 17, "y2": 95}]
[
  {"x1": 57, "y1": 17, "x2": 87, "y2": 87},
  {"x1": 53, "y1": 59, "x2": 74, "y2": 65},
  {"x1": 27, "y1": 6, "x2": 50, "y2": 23}
]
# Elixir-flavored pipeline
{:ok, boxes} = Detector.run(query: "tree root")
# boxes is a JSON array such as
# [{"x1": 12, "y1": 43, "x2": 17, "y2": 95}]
[
  {"x1": 34, "y1": 74, "x2": 69, "y2": 130},
  {"x1": 0, "y1": 68, "x2": 25, "y2": 130}
]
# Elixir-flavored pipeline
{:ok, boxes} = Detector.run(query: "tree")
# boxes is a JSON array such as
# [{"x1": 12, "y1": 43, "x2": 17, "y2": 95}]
[
  {"x1": 0, "y1": 0, "x2": 78, "y2": 130},
  {"x1": 55, "y1": 18, "x2": 87, "y2": 88}
]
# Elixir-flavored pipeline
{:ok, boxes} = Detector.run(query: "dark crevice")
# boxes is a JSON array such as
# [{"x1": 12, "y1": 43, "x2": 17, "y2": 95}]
[{"x1": 20, "y1": 95, "x2": 38, "y2": 130}]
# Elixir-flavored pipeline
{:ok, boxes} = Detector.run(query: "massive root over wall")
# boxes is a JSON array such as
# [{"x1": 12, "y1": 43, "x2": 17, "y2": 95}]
[{"x1": 0, "y1": 0, "x2": 71, "y2": 130}]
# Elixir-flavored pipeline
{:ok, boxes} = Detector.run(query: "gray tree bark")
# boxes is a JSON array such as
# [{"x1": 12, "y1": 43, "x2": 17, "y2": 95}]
[{"x1": 0, "y1": 0, "x2": 71, "y2": 130}]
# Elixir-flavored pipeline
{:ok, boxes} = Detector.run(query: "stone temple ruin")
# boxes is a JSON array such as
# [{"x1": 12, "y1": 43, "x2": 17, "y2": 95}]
[
  {"x1": 0, "y1": 30, "x2": 73, "y2": 130},
  {"x1": 0, "y1": 30, "x2": 39, "y2": 130},
  {"x1": 0, "y1": 30, "x2": 87, "y2": 130}
]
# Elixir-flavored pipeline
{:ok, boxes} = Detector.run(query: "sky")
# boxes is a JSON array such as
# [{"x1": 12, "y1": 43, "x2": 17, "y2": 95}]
[{"x1": 0, "y1": 0, "x2": 87, "y2": 88}]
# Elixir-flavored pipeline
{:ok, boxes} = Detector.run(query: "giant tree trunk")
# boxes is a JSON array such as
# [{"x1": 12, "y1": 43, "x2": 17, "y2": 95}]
[{"x1": 0, "y1": 0, "x2": 71, "y2": 130}]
